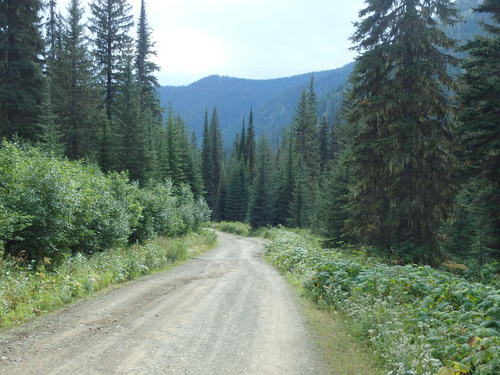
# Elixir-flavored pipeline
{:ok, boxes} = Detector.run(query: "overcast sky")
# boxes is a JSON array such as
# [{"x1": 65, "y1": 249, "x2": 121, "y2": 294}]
[{"x1": 56, "y1": 0, "x2": 366, "y2": 86}]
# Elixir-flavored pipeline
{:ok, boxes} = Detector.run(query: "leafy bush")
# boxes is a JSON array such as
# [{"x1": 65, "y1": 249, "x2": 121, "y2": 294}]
[
  {"x1": 266, "y1": 228, "x2": 500, "y2": 375},
  {"x1": 0, "y1": 142, "x2": 211, "y2": 262},
  {"x1": 131, "y1": 181, "x2": 211, "y2": 243}
]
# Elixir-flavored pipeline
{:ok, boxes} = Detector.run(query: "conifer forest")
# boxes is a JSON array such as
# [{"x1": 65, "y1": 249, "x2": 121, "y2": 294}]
[
  {"x1": 0, "y1": 0, "x2": 498, "y2": 273},
  {"x1": 1, "y1": 1, "x2": 500, "y2": 374}
]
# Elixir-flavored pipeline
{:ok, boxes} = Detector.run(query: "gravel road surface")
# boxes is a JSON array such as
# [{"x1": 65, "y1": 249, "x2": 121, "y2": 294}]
[{"x1": 0, "y1": 232, "x2": 327, "y2": 374}]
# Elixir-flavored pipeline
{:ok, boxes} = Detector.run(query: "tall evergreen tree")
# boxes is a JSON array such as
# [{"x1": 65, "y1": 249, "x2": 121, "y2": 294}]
[
  {"x1": 201, "y1": 110, "x2": 212, "y2": 193},
  {"x1": 248, "y1": 135, "x2": 276, "y2": 228},
  {"x1": 201, "y1": 108, "x2": 224, "y2": 217},
  {"x1": 246, "y1": 108, "x2": 256, "y2": 185},
  {"x1": 226, "y1": 132, "x2": 249, "y2": 222},
  {"x1": 275, "y1": 130, "x2": 295, "y2": 226},
  {"x1": 135, "y1": 0, "x2": 161, "y2": 119},
  {"x1": 239, "y1": 119, "x2": 247, "y2": 161},
  {"x1": 345, "y1": 0, "x2": 460, "y2": 262},
  {"x1": 112, "y1": 52, "x2": 152, "y2": 182},
  {"x1": 46, "y1": 0, "x2": 59, "y2": 62},
  {"x1": 89, "y1": 0, "x2": 134, "y2": 170},
  {"x1": 0, "y1": 0, "x2": 45, "y2": 140},
  {"x1": 319, "y1": 116, "x2": 330, "y2": 172},
  {"x1": 185, "y1": 130, "x2": 204, "y2": 199},
  {"x1": 451, "y1": 0, "x2": 500, "y2": 261},
  {"x1": 292, "y1": 84, "x2": 320, "y2": 178},
  {"x1": 54, "y1": 0, "x2": 105, "y2": 160},
  {"x1": 163, "y1": 108, "x2": 188, "y2": 185},
  {"x1": 289, "y1": 157, "x2": 309, "y2": 228}
]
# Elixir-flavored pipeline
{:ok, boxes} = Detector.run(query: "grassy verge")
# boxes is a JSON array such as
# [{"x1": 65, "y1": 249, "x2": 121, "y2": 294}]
[
  {"x1": 284, "y1": 272, "x2": 384, "y2": 375},
  {"x1": 0, "y1": 229, "x2": 217, "y2": 329},
  {"x1": 209, "y1": 221, "x2": 251, "y2": 236}
]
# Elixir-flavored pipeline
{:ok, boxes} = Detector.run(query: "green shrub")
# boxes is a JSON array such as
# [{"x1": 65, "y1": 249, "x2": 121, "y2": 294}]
[
  {"x1": 266, "y1": 228, "x2": 500, "y2": 375},
  {"x1": 210, "y1": 221, "x2": 252, "y2": 236},
  {"x1": 0, "y1": 142, "x2": 211, "y2": 263}
]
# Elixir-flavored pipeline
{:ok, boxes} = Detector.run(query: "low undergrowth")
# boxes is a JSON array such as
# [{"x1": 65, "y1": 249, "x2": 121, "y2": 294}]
[
  {"x1": 0, "y1": 230, "x2": 217, "y2": 329},
  {"x1": 266, "y1": 228, "x2": 500, "y2": 375},
  {"x1": 209, "y1": 221, "x2": 251, "y2": 236}
]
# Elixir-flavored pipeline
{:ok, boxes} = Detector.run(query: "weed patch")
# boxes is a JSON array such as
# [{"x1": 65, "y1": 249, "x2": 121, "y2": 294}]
[
  {"x1": 0, "y1": 230, "x2": 217, "y2": 329},
  {"x1": 209, "y1": 221, "x2": 251, "y2": 236},
  {"x1": 266, "y1": 228, "x2": 500, "y2": 375}
]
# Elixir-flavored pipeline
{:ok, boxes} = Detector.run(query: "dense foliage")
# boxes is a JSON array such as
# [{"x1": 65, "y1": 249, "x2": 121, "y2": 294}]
[
  {"x1": 0, "y1": 142, "x2": 210, "y2": 262},
  {"x1": 0, "y1": 0, "x2": 497, "y2": 277},
  {"x1": 266, "y1": 228, "x2": 500, "y2": 375}
]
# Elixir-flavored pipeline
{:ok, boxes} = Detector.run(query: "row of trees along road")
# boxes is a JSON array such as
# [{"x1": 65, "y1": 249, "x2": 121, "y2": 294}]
[
  {"x1": 0, "y1": 0, "x2": 202, "y2": 196},
  {"x1": 0, "y1": 0, "x2": 498, "y2": 270},
  {"x1": 201, "y1": 0, "x2": 499, "y2": 270}
]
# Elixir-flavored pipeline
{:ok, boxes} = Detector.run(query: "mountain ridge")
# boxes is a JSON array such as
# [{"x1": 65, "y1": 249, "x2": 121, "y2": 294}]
[
  {"x1": 159, "y1": 64, "x2": 354, "y2": 145},
  {"x1": 158, "y1": 0, "x2": 484, "y2": 146}
]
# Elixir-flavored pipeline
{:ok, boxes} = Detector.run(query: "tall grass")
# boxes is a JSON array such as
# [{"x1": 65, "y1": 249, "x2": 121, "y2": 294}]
[
  {"x1": 0, "y1": 230, "x2": 217, "y2": 329},
  {"x1": 209, "y1": 221, "x2": 251, "y2": 236}
]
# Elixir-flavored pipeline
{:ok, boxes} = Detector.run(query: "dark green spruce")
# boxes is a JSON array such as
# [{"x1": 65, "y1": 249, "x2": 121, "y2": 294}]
[
  {"x1": 0, "y1": 0, "x2": 45, "y2": 140},
  {"x1": 345, "y1": 0, "x2": 460, "y2": 263}
]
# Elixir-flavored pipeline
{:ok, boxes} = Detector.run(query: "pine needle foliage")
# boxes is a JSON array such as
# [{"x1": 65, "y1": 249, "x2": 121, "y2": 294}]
[{"x1": 345, "y1": 0, "x2": 461, "y2": 263}]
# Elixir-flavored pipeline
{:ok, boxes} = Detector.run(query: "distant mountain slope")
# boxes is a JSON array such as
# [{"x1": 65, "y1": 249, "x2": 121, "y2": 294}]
[
  {"x1": 159, "y1": 64, "x2": 354, "y2": 145},
  {"x1": 159, "y1": 0, "x2": 485, "y2": 146}
]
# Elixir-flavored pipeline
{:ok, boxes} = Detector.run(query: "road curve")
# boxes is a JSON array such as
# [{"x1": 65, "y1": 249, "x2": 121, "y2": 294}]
[{"x1": 0, "y1": 231, "x2": 327, "y2": 374}]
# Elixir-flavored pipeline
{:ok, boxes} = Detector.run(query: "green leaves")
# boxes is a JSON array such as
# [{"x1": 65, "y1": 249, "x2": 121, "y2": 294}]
[
  {"x1": 345, "y1": 0, "x2": 460, "y2": 261},
  {"x1": 0, "y1": 142, "x2": 210, "y2": 262},
  {"x1": 266, "y1": 228, "x2": 500, "y2": 375}
]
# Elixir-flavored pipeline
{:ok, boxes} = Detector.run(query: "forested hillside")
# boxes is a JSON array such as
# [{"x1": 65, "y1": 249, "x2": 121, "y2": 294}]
[
  {"x1": 0, "y1": 0, "x2": 498, "y2": 275},
  {"x1": 199, "y1": 0, "x2": 499, "y2": 277},
  {"x1": 157, "y1": 0, "x2": 487, "y2": 148},
  {"x1": 159, "y1": 64, "x2": 353, "y2": 146}
]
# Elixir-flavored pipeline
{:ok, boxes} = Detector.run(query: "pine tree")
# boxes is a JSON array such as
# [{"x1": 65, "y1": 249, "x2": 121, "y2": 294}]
[
  {"x1": 239, "y1": 119, "x2": 247, "y2": 161},
  {"x1": 46, "y1": 0, "x2": 59, "y2": 62},
  {"x1": 318, "y1": 153, "x2": 351, "y2": 241},
  {"x1": 275, "y1": 130, "x2": 295, "y2": 226},
  {"x1": 89, "y1": 0, "x2": 134, "y2": 170},
  {"x1": 453, "y1": 0, "x2": 500, "y2": 260},
  {"x1": 292, "y1": 77, "x2": 320, "y2": 178},
  {"x1": 226, "y1": 132, "x2": 249, "y2": 222},
  {"x1": 185, "y1": 131, "x2": 204, "y2": 199},
  {"x1": 345, "y1": 0, "x2": 460, "y2": 262},
  {"x1": 288, "y1": 157, "x2": 308, "y2": 228},
  {"x1": 163, "y1": 108, "x2": 188, "y2": 186},
  {"x1": 246, "y1": 108, "x2": 256, "y2": 185},
  {"x1": 201, "y1": 108, "x2": 224, "y2": 218},
  {"x1": 135, "y1": 0, "x2": 161, "y2": 119},
  {"x1": 36, "y1": 93, "x2": 65, "y2": 156},
  {"x1": 54, "y1": 0, "x2": 105, "y2": 160},
  {"x1": 319, "y1": 116, "x2": 330, "y2": 172},
  {"x1": 248, "y1": 135, "x2": 276, "y2": 228},
  {"x1": 201, "y1": 110, "x2": 212, "y2": 195},
  {"x1": 112, "y1": 52, "x2": 151, "y2": 182},
  {"x1": 0, "y1": 0, "x2": 45, "y2": 140}
]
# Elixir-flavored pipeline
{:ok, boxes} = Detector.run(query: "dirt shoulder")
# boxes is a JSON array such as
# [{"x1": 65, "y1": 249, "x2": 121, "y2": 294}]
[{"x1": 0, "y1": 232, "x2": 328, "y2": 374}]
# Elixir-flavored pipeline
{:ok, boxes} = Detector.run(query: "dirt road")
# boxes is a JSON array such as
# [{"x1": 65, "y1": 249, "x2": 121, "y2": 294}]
[{"x1": 0, "y1": 232, "x2": 327, "y2": 374}]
